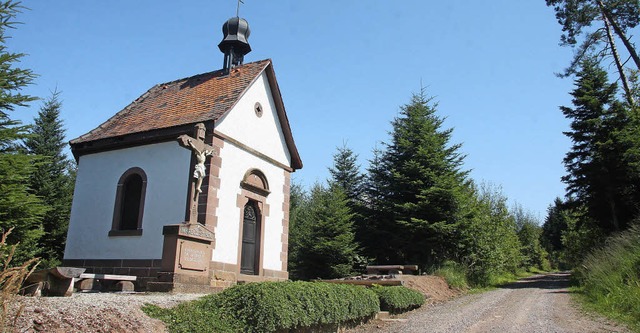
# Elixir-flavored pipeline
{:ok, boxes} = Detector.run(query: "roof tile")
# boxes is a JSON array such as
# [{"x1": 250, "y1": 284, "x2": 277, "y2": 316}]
[{"x1": 71, "y1": 59, "x2": 271, "y2": 144}]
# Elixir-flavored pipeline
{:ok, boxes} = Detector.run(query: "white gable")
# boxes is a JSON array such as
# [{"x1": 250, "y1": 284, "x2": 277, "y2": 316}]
[{"x1": 214, "y1": 71, "x2": 292, "y2": 167}]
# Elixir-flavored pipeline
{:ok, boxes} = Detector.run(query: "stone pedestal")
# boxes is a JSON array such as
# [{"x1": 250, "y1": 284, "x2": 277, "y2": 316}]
[{"x1": 147, "y1": 223, "x2": 218, "y2": 293}]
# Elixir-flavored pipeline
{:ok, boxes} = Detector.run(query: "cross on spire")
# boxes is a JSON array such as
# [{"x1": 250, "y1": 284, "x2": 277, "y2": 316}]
[{"x1": 236, "y1": 0, "x2": 244, "y2": 17}]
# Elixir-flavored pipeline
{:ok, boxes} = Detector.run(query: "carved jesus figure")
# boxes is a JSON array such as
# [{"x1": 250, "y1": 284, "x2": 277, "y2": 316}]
[{"x1": 187, "y1": 138, "x2": 215, "y2": 193}]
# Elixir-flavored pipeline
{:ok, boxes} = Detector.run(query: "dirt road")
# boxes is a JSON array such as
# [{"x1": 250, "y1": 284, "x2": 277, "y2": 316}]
[{"x1": 363, "y1": 273, "x2": 630, "y2": 333}]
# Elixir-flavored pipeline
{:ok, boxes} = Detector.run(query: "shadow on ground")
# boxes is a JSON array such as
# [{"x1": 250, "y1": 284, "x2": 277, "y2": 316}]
[{"x1": 499, "y1": 272, "x2": 575, "y2": 291}]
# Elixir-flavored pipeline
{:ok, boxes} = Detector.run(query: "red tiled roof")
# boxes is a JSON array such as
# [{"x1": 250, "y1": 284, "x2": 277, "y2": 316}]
[{"x1": 71, "y1": 59, "x2": 271, "y2": 144}]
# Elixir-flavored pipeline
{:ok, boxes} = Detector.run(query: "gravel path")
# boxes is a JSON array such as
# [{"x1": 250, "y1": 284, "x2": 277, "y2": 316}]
[
  {"x1": 360, "y1": 273, "x2": 630, "y2": 333},
  {"x1": 13, "y1": 292, "x2": 205, "y2": 332}
]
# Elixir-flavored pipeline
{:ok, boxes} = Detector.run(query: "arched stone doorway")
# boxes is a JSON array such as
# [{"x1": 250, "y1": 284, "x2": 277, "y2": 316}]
[{"x1": 236, "y1": 169, "x2": 270, "y2": 277}]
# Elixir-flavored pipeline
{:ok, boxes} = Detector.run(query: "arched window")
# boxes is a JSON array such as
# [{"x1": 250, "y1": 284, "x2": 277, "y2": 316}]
[{"x1": 110, "y1": 167, "x2": 147, "y2": 236}]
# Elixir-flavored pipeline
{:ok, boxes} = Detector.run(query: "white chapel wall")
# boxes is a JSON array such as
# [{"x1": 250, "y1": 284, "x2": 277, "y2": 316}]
[
  {"x1": 214, "y1": 141, "x2": 285, "y2": 271},
  {"x1": 64, "y1": 141, "x2": 191, "y2": 260},
  {"x1": 214, "y1": 71, "x2": 292, "y2": 167}
]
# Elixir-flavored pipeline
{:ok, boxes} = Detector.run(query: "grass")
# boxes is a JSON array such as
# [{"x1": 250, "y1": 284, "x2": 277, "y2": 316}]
[
  {"x1": 433, "y1": 261, "x2": 469, "y2": 290},
  {"x1": 572, "y1": 225, "x2": 640, "y2": 332},
  {"x1": 0, "y1": 228, "x2": 39, "y2": 332},
  {"x1": 433, "y1": 259, "x2": 548, "y2": 293}
]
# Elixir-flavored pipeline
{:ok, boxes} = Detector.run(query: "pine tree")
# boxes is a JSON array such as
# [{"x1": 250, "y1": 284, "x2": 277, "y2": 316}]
[
  {"x1": 561, "y1": 58, "x2": 640, "y2": 233},
  {"x1": 0, "y1": 0, "x2": 47, "y2": 264},
  {"x1": 374, "y1": 90, "x2": 469, "y2": 267},
  {"x1": 546, "y1": 0, "x2": 640, "y2": 104},
  {"x1": 23, "y1": 91, "x2": 74, "y2": 267}
]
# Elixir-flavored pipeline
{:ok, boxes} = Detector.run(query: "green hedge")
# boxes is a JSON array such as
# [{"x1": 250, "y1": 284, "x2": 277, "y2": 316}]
[
  {"x1": 371, "y1": 285, "x2": 425, "y2": 314},
  {"x1": 143, "y1": 281, "x2": 379, "y2": 333}
]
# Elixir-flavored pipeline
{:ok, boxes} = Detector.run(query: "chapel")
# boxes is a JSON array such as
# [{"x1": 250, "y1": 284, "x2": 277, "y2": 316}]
[{"x1": 63, "y1": 16, "x2": 302, "y2": 292}]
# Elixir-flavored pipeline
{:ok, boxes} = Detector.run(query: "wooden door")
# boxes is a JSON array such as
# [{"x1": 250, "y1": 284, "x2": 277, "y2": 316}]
[{"x1": 240, "y1": 202, "x2": 260, "y2": 275}]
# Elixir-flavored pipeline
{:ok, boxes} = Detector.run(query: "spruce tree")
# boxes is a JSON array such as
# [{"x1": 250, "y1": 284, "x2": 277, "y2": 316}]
[
  {"x1": 23, "y1": 91, "x2": 74, "y2": 267},
  {"x1": 0, "y1": 0, "x2": 47, "y2": 264},
  {"x1": 561, "y1": 58, "x2": 640, "y2": 233},
  {"x1": 541, "y1": 198, "x2": 569, "y2": 254},
  {"x1": 374, "y1": 90, "x2": 469, "y2": 266}
]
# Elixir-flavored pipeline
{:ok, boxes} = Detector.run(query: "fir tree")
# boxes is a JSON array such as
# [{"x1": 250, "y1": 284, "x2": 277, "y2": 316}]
[
  {"x1": 287, "y1": 181, "x2": 310, "y2": 280},
  {"x1": 292, "y1": 183, "x2": 358, "y2": 280},
  {"x1": 361, "y1": 147, "x2": 397, "y2": 263},
  {"x1": 0, "y1": 0, "x2": 47, "y2": 264},
  {"x1": 328, "y1": 143, "x2": 365, "y2": 208},
  {"x1": 23, "y1": 91, "x2": 74, "y2": 267},
  {"x1": 374, "y1": 90, "x2": 469, "y2": 266},
  {"x1": 328, "y1": 143, "x2": 367, "y2": 268}
]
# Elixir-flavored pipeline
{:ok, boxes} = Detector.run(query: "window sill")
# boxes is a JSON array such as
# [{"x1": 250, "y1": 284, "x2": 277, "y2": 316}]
[{"x1": 108, "y1": 229, "x2": 143, "y2": 237}]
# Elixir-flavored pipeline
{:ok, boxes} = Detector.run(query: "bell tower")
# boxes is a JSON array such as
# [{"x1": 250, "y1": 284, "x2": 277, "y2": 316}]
[{"x1": 218, "y1": 16, "x2": 251, "y2": 73}]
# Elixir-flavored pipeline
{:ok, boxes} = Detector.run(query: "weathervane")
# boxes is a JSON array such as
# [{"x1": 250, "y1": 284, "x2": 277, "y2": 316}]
[{"x1": 236, "y1": 0, "x2": 244, "y2": 17}]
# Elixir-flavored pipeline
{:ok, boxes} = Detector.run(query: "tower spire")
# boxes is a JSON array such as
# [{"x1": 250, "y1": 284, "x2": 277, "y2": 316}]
[{"x1": 218, "y1": 16, "x2": 251, "y2": 73}]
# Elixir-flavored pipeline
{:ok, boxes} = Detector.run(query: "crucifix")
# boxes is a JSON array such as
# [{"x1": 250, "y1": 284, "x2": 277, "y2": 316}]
[{"x1": 177, "y1": 123, "x2": 216, "y2": 224}]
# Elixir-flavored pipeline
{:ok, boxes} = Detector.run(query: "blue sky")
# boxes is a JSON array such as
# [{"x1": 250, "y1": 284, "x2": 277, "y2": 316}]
[{"x1": 9, "y1": 1, "x2": 580, "y2": 220}]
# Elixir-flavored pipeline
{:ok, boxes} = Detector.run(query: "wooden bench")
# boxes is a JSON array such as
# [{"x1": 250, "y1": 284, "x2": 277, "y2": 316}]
[
  {"x1": 23, "y1": 267, "x2": 86, "y2": 297},
  {"x1": 76, "y1": 273, "x2": 137, "y2": 292},
  {"x1": 366, "y1": 265, "x2": 419, "y2": 275}
]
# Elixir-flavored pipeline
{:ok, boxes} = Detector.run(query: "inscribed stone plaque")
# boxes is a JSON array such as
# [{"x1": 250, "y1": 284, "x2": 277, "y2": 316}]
[{"x1": 178, "y1": 241, "x2": 209, "y2": 272}]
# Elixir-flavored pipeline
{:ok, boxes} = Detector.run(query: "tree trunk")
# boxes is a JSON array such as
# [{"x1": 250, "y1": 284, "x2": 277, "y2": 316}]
[
  {"x1": 597, "y1": 0, "x2": 640, "y2": 71},
  {"x1": 602, "y1": 10, "x2": 635, "y2": 106}
]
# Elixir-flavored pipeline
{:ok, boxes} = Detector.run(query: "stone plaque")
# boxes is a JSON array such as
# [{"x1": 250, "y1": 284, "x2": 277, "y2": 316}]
[{"x1": 178, "y1": 241, "x2": 209, "y2": 272}]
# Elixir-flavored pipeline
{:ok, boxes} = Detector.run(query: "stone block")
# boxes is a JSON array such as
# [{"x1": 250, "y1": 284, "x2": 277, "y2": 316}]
[
  {"x1": 114, "y1": 267, "x2": 130, "y2": 275},
  {"x1": 76, "y1": 278, "x2": 101, "y2": 291},
  {"x1": 111, "y1": 281, "x2": 135, "y2": 292},
  {"x1": 214, "y1": 270, "x2": 236, "y2": 282}
]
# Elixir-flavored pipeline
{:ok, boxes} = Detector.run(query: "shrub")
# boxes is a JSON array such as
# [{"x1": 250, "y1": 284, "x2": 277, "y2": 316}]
[
  {"x1": 575, "y1": 225, "x2": 640, "y2": 330},
  {"x1": 144, "y1": 281, "x2": 379, "y2": 333},
  {"x1": 370, "y1": 285, "x2": 424, "y2": 314}
]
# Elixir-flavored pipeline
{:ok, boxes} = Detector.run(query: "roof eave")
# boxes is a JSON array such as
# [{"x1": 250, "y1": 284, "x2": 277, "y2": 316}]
[
  {"x1": 70, "y1": 122, "x2": 214, "y2": 161},
  {"x1": 263, "y1": 61, "x2": 303, "y2": 170}
]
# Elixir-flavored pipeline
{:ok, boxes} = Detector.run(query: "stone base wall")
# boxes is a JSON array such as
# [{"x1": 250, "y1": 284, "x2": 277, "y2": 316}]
[
  {"x1": 62, "y1": 259, "x2": 162, "y2": 291},
  {"x1": 210, "y1": 261, "x2": 288, "y2": 287},
  {"x1": 147, "y1": 272, "x2": 223, "y2": 293},
  {"x1": 62, "y1": 259, "x2": 289, "y2": 292}
]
